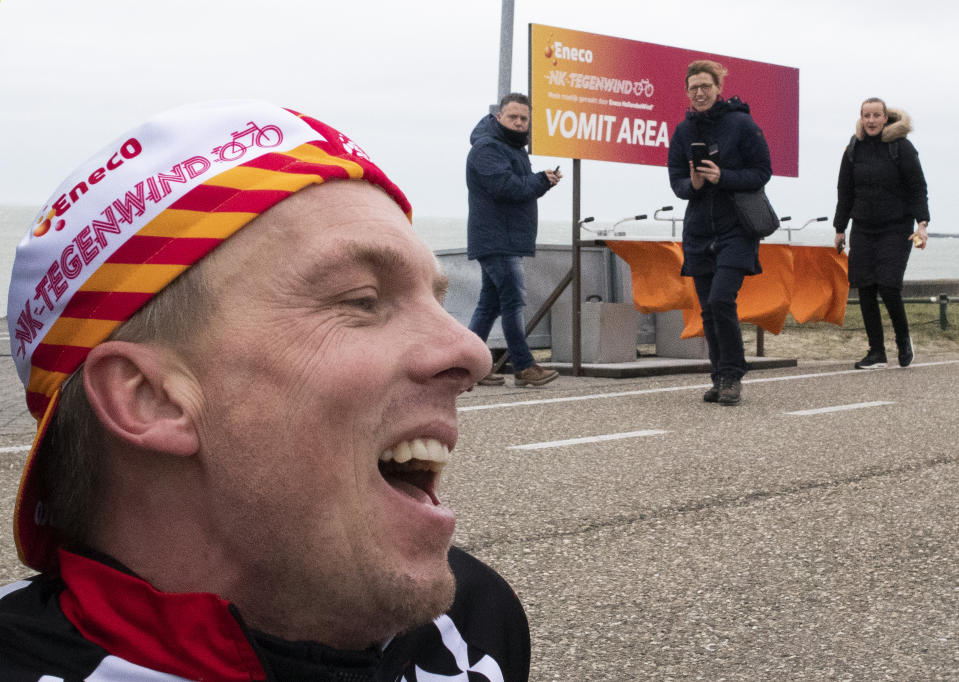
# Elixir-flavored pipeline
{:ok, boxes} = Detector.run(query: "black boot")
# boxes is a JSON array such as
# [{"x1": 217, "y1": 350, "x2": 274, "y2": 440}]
[
  {"x1": 718, "y1": 377, "x2": 741, "y2": 406},
  {"x1": 703, "y1": 377, "x2": 720, "y2": 403},
  {"x1": 897, "y1": 336, "x2": 914, "y2": 368}
]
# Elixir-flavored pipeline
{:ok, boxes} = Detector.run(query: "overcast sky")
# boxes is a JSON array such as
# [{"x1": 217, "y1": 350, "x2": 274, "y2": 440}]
[{"x1": 1, "y1": 0, "x2": 954, "y2": 237}]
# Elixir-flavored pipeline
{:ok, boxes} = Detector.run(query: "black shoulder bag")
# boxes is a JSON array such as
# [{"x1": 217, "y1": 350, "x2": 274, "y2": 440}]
[{"x1": 733, "y1": 188, "x2": 780, "y2": 239}]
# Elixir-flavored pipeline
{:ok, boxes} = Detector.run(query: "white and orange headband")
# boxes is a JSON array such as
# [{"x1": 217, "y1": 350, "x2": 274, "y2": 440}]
[{"x1": 7, "y1": 100, "x2": 411, "y2": 572}]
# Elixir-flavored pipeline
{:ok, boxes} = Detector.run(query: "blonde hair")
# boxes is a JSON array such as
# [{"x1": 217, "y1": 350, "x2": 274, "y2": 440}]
[{"x1": 686, "y1": 60, "x2": 727, "y2": 89}]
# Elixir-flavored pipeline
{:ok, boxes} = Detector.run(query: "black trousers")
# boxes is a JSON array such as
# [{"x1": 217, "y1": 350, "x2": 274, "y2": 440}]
[
  {"x1": 693, "y1": 267, "x2": 747, "y2": 380},
  {"x1": 858, "y1": 283, "x2": 910, "y2": 353}
]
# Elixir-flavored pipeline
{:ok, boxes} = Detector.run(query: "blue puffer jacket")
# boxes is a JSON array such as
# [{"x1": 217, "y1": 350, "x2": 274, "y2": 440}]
[
  {"x1": 667, "y1": 97, "x2": 771, "y2": 275},
  {"x1": 466, "y1": 114, "x2": 552, "y2": 260}
]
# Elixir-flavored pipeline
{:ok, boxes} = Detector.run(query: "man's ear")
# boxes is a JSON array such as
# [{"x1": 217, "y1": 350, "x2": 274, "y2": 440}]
[{"x1": 83, "y1": 341, "x2": 200, "y2": 456}]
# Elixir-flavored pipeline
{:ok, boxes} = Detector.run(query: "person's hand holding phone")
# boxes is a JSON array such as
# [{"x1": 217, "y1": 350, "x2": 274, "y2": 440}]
[
  {"x1": 545, "y1": 165, "x2": 562, "y2": 185},
  {"x1": 689, "y1": 143, "x2": 720, "y2": 187},
  {"x1": 696, "y1": 159, "x2": 721, "y2": 184}
]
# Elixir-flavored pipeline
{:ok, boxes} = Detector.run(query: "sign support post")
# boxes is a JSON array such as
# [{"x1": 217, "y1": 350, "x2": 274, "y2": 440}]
[{"x1": 571, "y1": 159, "x2": 582, "y2": 376}]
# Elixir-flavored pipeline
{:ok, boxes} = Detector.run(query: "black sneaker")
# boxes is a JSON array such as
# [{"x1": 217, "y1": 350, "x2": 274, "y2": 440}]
[
  {"x1": 703, "y1": 378, "x2": 720, "y2": 403},
  {"x1": 897, "y1": 337, "x2": 914, "y2": 368},
  {"x1": 718, "y1": 377, "x2": 741, "y2": 406},
  {"x1": 854, "y1": 350, "x2": 887, "y2": 370}
]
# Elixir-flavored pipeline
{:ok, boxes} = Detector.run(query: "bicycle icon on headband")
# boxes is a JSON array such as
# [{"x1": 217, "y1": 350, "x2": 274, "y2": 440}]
[{"x1": 212, "y1": 121, "x2": 284, "y2": 162}]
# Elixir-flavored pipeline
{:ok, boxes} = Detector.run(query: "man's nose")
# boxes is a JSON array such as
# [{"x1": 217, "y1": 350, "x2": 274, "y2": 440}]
[{"x1": 412, "y1": 306, "x2": 491, "y2": 387}]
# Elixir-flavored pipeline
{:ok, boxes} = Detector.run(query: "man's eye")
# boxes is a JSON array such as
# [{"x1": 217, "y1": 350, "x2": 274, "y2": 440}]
[{"x1": 346, "y1": 296, "x2": 378, "y2": 311}]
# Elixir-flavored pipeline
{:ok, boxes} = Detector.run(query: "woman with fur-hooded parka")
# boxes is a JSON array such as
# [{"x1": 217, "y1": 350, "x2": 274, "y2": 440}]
[
  {"x1": 834, "y1": 107, "x2": 929, "y2": 232},
  {"x1": 833, "y1": 99, "x2": 930, "y2": 370}
]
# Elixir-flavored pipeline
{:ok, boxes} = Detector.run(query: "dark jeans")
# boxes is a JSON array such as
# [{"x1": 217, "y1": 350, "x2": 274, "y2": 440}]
[
  {"x1": 693, "y1": 267, "x2": 747, "y2": 381},
  {"x1": 468, "y1": 255, "x2": 534, "y2": 372},
  {"x1": 858, "y1": 283, "x2": 910, "y2": 353}
]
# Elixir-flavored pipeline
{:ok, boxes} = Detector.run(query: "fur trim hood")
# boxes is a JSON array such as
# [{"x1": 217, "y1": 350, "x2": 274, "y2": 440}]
[{"x1": 855, "y1": 107, "x2": 911, "y2": 142}]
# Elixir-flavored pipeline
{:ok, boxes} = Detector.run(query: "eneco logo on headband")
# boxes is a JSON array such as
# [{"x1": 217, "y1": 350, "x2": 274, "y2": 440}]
[
  {"x1": 33, "y1": 139, "x2": 143, "y2": 237},
  {"x1": 32, "y1": 208, "x2": 64, "y2": 238}
]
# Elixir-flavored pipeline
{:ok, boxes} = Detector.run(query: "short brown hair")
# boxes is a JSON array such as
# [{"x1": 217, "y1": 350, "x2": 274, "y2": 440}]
[
  {"x1": 34, "y1": 260, "x2": 215, "y2": 548},
  {"x1": 686, "y1": 60, "x2": 727, "y2": 89},
  {"x1": 499, "y1": 92, "x2": 531, "y2": 111}
]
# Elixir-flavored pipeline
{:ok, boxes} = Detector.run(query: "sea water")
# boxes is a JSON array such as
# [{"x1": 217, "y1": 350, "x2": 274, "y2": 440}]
[{"x1": 2, "y1": 205, "x2": 956, "y2": 319}]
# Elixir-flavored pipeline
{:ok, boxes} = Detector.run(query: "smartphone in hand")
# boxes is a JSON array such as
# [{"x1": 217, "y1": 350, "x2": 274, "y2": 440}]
[
  {"x1": 691, "y1": 142, "x2": 720, "y2": 170},
  {"x1": 691, "y1": 143, "x2": 708, "y2": 170}
]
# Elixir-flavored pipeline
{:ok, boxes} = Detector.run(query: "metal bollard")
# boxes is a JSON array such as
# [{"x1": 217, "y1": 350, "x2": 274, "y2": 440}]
[{"x1": 940, "y1": 294, "x2": 950, "y2": 330}]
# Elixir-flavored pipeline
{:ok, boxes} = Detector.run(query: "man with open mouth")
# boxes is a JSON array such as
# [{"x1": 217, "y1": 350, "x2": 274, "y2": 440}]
[{"x1": 0, "y1": 101, "x2": 531, "y2": 680}]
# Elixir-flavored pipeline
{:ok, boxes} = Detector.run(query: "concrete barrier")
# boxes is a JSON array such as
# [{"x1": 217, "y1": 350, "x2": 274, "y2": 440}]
[{"x1": 436, "y1": 244, "x2": 655, "y2": 351}]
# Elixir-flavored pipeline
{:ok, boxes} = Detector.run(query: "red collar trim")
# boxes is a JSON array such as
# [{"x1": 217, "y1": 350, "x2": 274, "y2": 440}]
[{"x1": 57, "y1": 549, "x2": 266, "y2": 681}]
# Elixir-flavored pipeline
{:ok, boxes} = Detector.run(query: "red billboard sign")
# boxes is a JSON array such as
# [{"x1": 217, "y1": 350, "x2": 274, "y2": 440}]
[{"x1": 529, "y1": 24, "x2": 799, "y2": 177}]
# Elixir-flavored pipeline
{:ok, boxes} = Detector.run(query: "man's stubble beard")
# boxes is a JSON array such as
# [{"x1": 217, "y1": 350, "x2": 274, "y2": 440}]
[{"x1": 239, "y1": 541, "x2": 457, "y2": 648}]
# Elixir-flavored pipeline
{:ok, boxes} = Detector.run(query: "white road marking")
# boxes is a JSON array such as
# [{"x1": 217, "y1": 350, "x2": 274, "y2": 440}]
[
  {"x1": 460, "y1": 360, "x2": 959, "y2": 412},
  {"x1": 0, "y1": 445, "x2": 31, "y2": 454},
  {"x1": 461, "y1": 384, "x2": 695, "y2": 411},
  {"x1": 786, "y1": 401, "x2": 895, "y2": 416},
  {"x1": 509, "y1": 429, "x2": 668, "y2": 451}
]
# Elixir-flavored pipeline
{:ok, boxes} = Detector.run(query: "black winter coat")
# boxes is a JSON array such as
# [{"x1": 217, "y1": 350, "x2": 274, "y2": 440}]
[
  {"x1": 833, "y1": 109, "x2": 929, "y2": 232},
  {"x1": 668, "y1": 98, "x2": 772, "y2": 276},
  {"x1": 466, "y1": 114, "x2": 552, "y2": 260}
]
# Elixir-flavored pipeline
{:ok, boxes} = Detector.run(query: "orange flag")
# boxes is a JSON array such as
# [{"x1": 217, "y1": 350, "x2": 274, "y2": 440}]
[
  {"x1": 734, "y1": 243, "x2": 796, "y2": 335},
  {"x1": 607, "y1": 241, "x2": 697, "y2": 312},
  {"x1": 606, "y1": 241, "x2": 849, "y2": 338},
  {"x1": 790, "y1": 246, "x2": 849, "y2": 326}
]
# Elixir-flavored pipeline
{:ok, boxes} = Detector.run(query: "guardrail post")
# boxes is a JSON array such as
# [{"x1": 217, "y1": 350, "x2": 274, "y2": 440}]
[{"x1": 940, "y1": 294, "x2": 949, "y2": 330}]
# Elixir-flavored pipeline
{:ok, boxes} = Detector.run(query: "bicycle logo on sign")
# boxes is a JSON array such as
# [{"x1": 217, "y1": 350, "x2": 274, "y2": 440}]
[
  {"x1": 212, "y1": 121, "x2": 283, "y2": 162},
  {"x1": 636, "y1": 79, "x2": 654, "y2": 97}
]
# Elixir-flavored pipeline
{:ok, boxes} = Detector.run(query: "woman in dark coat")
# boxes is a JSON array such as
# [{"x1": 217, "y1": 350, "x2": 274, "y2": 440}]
[
  {"x1": 834, "y1": 98, "x2": 930, "y2": 369},
  {"x1": 668, "y1": 60, "x2": 772, "y2": 406}
]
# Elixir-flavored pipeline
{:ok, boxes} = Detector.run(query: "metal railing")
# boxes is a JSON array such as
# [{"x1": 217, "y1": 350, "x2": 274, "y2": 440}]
[
  {"x1": 847, "y1": 293, "x2": 956, "y2": 330},
  {"x1": 653, "y1": 206, "x2": 682, "y2": 238},
  {"x1": 779, "y1": 215, "x2": 828, "y2": 241},
  {"x1": 578, "y1": 214, "x2": 648, "y2": 238}
]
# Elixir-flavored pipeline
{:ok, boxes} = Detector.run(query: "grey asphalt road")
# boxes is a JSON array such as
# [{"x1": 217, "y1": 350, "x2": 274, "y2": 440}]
[
  {"x1": 1, "y1": 349, "x2": 957, "y2": 680},
  {"x1": 448, "y1": 357, "x2": 959, "y2": 681}
]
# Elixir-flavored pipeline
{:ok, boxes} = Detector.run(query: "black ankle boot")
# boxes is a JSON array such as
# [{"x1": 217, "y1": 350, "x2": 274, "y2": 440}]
[
  {"x1": 718, "y1": 377, "x2": 741, "y2": 406},
  {"x1": 703, "y1": 378, "x2": 720, "y2": 403},
  {"x1": 897, "y1": 337, "x2": 914, "y2": 367}
]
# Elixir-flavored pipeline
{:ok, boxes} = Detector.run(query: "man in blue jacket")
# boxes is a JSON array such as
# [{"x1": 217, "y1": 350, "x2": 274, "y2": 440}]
[{"x1": 466, "y1": 92, "x2": 562, "y2": 387}]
